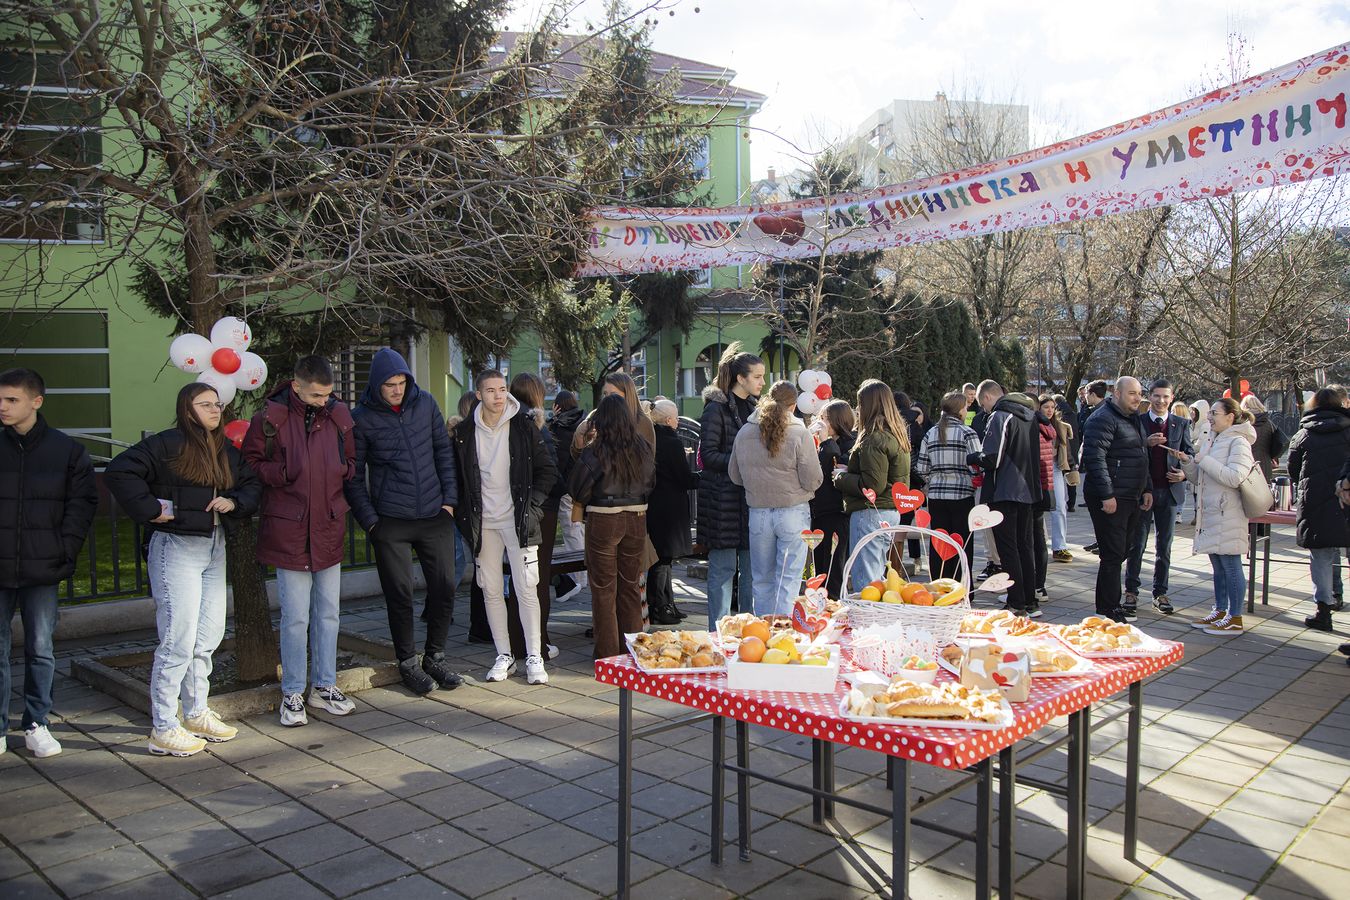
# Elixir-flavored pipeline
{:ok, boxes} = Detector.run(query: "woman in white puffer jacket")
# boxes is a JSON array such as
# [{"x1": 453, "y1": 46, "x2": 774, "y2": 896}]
[{"x1": 1171, "y1": 397, "x2": 1257, "y2": 636}]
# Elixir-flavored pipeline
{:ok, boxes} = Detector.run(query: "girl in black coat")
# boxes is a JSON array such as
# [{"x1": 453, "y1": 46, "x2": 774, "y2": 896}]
[
  {"x1": 696, "y1": 344, "x2": 764, "y2": 628},
  {"x1": 810, "y1": 400, "x2": 855, "y2": 599},
  {"x1": 106, "y1": 383, "x2": 260, "y2": 757},
  {"x1": 1288, "y1": 388, "x2": 1350, "y2": 631},
  {"x1": 646, "y1": 401, "x2": 697, "y2": 624}
]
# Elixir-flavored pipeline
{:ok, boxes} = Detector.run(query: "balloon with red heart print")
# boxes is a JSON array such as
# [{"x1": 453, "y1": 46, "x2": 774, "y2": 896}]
[
  {"x1": 167, "y1": 316, "x2": 268, "y2": 407},
  {"x1": 913, "y1": 508, "x2": 932, "y2": 529},
  {"x1": 891, "y1": 482, "x2": 925, "y2": 513},
  {"x1": 222, "y1": 419, "x2": 250, "y2": 450}
]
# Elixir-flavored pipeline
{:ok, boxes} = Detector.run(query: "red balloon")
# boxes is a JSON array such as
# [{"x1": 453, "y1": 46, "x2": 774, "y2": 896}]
[
  {"x1": 223, "y1": 419, "x2": 249, "y2": 449},
  {"x1": 211, "y1": 347, "x2": 242, "y2": 375},
  {"x1": 814, "y1": 383, "x2": 832, "y2": 400}
]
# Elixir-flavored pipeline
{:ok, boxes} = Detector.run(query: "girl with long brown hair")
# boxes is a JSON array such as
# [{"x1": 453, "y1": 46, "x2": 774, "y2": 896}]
[
  {"x1": 835, "y1": 380, "x2": 911, "y2": 591},
  {"x1": 567, "y1": 394, "x2": 656, "y2": 659},
  {"x1": 106, "y1": 383, "x2": 260, "y2": 757},
  {"x1": 729, "y1": 381, "x2": 822, "y2": 614}
]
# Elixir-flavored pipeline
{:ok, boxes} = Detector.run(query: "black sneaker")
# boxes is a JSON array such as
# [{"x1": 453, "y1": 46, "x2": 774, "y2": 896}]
[
  {"x1": 1106, "y1": 608, "x2": 1129, "y2": 624},
  {"x1": 399, "y1": 658, "x2": 436, "y2": 695},
  {"x1": 1122, "y1": 605, "x2": 1139, "y2": 623},
  {"x1": 1338, "y1": 643, "x2": 1350, "y2": 656},
  {"x1": 1152, "y1": 595, "x2": 1175, "y2": 615},
  {"x1": 979, "y1": 563, "x2": 1004, "y2": 580},
  {"x1": 1084, "y1": 543, "x2": 1099, "y2": 554},
  {"x1": 1027, "y1": 604, "x2": 1043, "y2": 619},
  {"x1": 1036, "y1": 588, "x2": 1049, "y2": 599},
  {"x1": 1010, "y1": 607, "x2": 1030, "y2": 618},
  {"x1": 421, "y1": 653, "x2": 463, "y2": 690}
]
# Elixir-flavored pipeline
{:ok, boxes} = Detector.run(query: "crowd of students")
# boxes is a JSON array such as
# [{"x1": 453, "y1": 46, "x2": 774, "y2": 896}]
[{"x1": 4, "y1": 349, "x2": 1349, "y2": 759}]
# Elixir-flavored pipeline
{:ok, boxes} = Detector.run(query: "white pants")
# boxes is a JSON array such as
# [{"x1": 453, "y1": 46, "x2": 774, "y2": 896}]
[
  {"x1": 476, "y1": 525, "x2": 542, "y2": 658},
  {"x1": 558, "y1": 494, "x2": 588, "y2": 588}
]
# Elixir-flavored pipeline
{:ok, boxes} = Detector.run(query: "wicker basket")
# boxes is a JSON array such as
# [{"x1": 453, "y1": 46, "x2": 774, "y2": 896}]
[{"x1": 840, "y1": 525, "x2": 971, "y2": 646}]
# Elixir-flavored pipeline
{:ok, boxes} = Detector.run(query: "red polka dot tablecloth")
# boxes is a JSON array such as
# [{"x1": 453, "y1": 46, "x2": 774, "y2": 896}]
[{"x1": 595, "y1": 643, "x2": 1184, "y2": 770}]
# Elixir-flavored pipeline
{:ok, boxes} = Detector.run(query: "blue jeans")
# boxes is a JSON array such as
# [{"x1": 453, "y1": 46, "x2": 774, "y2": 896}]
[
  {"x1": 706, "y1": 547, "x2": 752, "y2": 630},
  {"x1": 1048, "y1": 468, "x2": 1068, "y2": 552},
  {"x1": 0, "y1": 584, "x2": 59, "y2": 733},
  {"x1": 148, "y1": 530, "x2": 227, "y2": 733},
  {"x1": 277, "y1": 564, "x2": 342, "y2": 696},
  {"x1": 1125, "y1": 489, "x2": 1176, "y2": 597},
  {"x1": 748, "y1": 504, "x2": 811, "y2": 617},
  {"x1": 1209, "y1": 553, "x2": 1246, "y2": 616},
  {"x1": 1310, "y1": 546, "x2": 1342, "y2": 606},
  {"x1": 847, "y1": 508, "x2": 890, "y2": 593}
]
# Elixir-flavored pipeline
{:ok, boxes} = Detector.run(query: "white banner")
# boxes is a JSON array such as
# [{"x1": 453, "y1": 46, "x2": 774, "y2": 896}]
[{"x1": 576, "y1": 42, "x2": 1350, "y2": 277}]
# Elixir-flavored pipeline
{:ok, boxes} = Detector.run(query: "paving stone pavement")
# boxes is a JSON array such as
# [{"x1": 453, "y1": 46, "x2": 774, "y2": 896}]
[{"x1": 3, "y1": 511, "x2": 1348, "y2": 899}]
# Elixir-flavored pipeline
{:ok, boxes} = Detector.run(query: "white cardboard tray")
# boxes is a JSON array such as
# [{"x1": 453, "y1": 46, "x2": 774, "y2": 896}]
[{"x1": 624, "y1": 632, "x2": 728, "y2": 674}]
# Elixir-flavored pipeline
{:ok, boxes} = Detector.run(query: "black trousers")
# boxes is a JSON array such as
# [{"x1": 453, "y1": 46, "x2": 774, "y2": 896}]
[
  {"x1": 1033, "y1": 507, "x2": 1048, "y2": 592},
  {"x1": 1087, "y1": 497, "x2": 1142, "y2": 616},
  {"x1": 811, "y1": 510, "x2": 850, "y2": 599},
  {"x1": 370, "y1": 513, "x2": 457, "y2": 662},
  {"x1": 648, "y1": 557, "x2": 675, "y2": 610},
  {"x1": 991, "y1": 501, "x2": 1036, "y2": 611},
  {"x1": 927, "y1": 497, "x2": 974, "y2": 579}
]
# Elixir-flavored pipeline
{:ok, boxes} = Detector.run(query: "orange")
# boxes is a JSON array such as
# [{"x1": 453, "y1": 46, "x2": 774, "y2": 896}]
[
  {"x1": 898, "y1": 583, "x2": 924, "y2": 603},
  {"x1": 738, "y1": 636, "x2": 766, "y2": 663},
  {"x1": 742, "y1": 620, "x2": 771, "y2": 643},
  {"x1": 909, "y1": 589, "x2": 935, "y2": 606},
  {"x1": 868, "y1": 580, "x2": 885, "y2": 592}
]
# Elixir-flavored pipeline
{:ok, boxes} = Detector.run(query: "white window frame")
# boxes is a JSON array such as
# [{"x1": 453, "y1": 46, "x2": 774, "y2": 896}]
[{"x1": 690, "y1": 135, "x2": 711, "y2": 181}]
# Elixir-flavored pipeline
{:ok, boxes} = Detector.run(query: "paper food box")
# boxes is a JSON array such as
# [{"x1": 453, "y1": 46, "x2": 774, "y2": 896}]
[
  {"x1": 959, "y1": 643, "x2": 1031, "y2": 702},
  {"x1": 726, "y1": 644, "x2": 840, "y2": 694}
]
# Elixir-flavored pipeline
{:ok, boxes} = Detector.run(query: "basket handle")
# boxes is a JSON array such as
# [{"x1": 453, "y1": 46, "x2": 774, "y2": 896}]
[{"x1": 839, "y1": 524, "x2": 971, "y2": 597}]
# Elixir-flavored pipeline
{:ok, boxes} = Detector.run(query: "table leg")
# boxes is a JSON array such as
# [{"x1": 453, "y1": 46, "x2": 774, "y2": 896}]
[
  {"x1": 736, "y1": 720, "x2": 751, "y2": 862},
  {"x1": 617, "y1": 688, "x2": 633, "y2": 899},
  {"x1": 712, "y1": 717, "x2": 725, "y2": 865},
  {"x1": 1125, "y1": 682, "x2": 1142, "y2": 861},
  {"x1": 975, "y1": 757, "x2": 993, "y2": 900},
  {"x1": 998, "y1": 745, "x2": 1016, "y2": 898},
  {"x1": 811, "y1": 739, "x2": 823, "y2": 824},
  {"x1": 1262, "y1": 529, "x2": 1272, "y2": 606},
  {"x1": 822, "y1": 741, "x2": 835, "y2": 819},
  {"x1": 1067, "y1": 708, "x2": 1089, "y2": 900},
  {"x1": 1247, "y1": 524, "x2": 1257, "y2": 613},
  {"x1": 890, "y1": 755, "x2": 910, "y2": 900}
]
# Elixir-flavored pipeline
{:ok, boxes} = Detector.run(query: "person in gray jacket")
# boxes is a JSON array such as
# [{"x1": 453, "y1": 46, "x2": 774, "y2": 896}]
[{"x1": 730, "y1": 381, "x2": 822, "y2": 616}]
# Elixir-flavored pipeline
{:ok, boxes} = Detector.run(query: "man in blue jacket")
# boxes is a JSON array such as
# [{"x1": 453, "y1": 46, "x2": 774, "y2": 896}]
[
  {"x1": 1081, "y1": 376, "x2": 1152, "y2": 622},
  {"x1": 346, "y1": 349, "x2": 461, "y2": 695}
]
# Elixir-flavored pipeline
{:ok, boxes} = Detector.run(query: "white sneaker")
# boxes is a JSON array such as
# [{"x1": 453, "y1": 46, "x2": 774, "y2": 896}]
[
  {"x1": 148, "y1": 725, "x2": 207, "y2": 757},
  {"x1": 279, "y1": 692, "x2": 308, "y2": 727},
  {"x1": 525, "y1": 655, "x2": 549, "y2": 685},
  {"x1": 556, "y1": 584, "x2": 582, "y2": 603},
  {"x1": 485, "y1": 654, "x2": 516, "y2": 682},
  {"x1": 546, "y1": 644, "x2": 560, "y2": 660},
  {"x1": 0, "y1": 736, "x2": 6, "y2": 755},
  {"x1": 309, "y1": 686, "x2": 355, "y2": 716},
  {"x1": 24, "y1": 725, "x2": 61, "y2": 758},
  {"x1": 183, "y1": 709, "x2": 237, "y2": 742}
]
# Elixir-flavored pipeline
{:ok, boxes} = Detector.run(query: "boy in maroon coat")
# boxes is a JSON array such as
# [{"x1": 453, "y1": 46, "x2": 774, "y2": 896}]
[{"x1": 242, "y1": 357, "x2": 357, "y2": 726}]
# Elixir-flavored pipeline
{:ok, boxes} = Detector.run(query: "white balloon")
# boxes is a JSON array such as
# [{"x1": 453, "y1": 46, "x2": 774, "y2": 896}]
[
  {"x1": 232, "y1": 352, "x2": 268, "y2": 391},
  {"x1": 209, "y1": 316, "x2": 252, "y2": 352},
  {"x1": 169, "y1": 333, "x2": 213, "y2": 373},
  {"x1": 798, "y1": 369, "x2": 821, "y2": 392},
  {"x1": 197, "y1": 370, "x2": 237, "y2": 406},
  {"x1": 796, "y1": 393, "x2": 816, "y2": 415},
  {"x1": 816, "y1": 370, "x2": 832, "y2": 387}
]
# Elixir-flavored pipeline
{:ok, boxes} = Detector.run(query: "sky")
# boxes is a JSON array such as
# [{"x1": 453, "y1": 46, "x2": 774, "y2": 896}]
[{"x1": 508, "y1": 0, "x2": 1350, "y2": 181}]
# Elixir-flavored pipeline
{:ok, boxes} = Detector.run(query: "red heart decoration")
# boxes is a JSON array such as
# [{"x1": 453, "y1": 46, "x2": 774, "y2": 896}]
[
  {"x1": 806, "y1": 573, "x2": 828, "y2": 590},
  {"x1": 791, "y1": 600, "x2": 828, "y2": 636},
  {"x1": 991, "y1": 671, "x2": 1009, "y2": 686},
  {"x1": 932, "y1": 529, "x2": 959, "y2": 561},
  {"x1": 1002, "y1": 652, "x2": 1019, "y2": 664},
  {"x1": 814, "y1": 383, "x2": 832, "y2": 400},
  {"x1": 913, "y1": 509, "x2": 932, "y2": 529},
  {"x1": 754, "y1": 212, "x2": 807, "y2": 246},
  {"x1": 891, "y1": 482, "x2": 925, "y2": 513},
  {"x1": 862, "y1": 488, "x2": 877, "y2": 505}
]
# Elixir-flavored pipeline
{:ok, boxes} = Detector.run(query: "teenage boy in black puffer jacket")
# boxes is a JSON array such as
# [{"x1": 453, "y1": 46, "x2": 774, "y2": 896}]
[{"x1": 0, "y1": 369, "x2": 97, "y2": 758}]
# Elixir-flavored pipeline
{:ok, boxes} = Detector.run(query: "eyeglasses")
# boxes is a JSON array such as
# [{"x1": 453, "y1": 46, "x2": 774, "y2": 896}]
[{"x1": 194, "y1": 401, "x2": 226, "y2": 411}]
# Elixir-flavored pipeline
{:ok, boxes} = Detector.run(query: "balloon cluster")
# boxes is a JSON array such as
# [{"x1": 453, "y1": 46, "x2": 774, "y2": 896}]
[
  {"x1": 167, "y1": 317, "x2": 267, "y2": 407},
  {"x1": 796, "y1": 369, "x2": 833, "y2": 415}
]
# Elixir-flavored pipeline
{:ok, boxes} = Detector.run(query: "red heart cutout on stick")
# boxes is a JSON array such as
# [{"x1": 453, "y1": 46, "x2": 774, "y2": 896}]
[
  {"x1": 806, "y1": 573, "x2": 828, "y2": 590},
  {"x1": 932, "y1": 529, "x2": 960, "y2": 561},
  {"x1": 913, "y1": 509, "x2": 932, "y2": 529},
  {"x1": 791, "y1": 601, "x2": 828, "y2": 637},
  {"x1": 862, "y1": 488, "x2": 877, "y2": 505},
  {"x1": 891, "y1": 482, "x2": 925, "y2": 513}
]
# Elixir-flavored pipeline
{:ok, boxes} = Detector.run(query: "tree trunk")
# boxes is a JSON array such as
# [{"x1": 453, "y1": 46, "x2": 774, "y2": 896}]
[{"x1": 226, "y1": 519, "x2": 280, "y2": 682}]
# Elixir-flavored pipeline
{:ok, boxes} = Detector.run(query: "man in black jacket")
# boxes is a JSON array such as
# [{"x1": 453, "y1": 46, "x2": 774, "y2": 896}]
[
  {"x1": 1081, "y1": 376, "x2": 1152, "y2": 621},
  {"x1": 453, "y1": 370, "x2": 556, "y2": 685},
  {"x1": 1124, "y1": 378, "x2": 1193, "y2": 617},
  {"x1": 1077, "y1": 381, "x2": 1108, "y2": 546},
  {"x1": 0, "y1": 369, "x2": 97, "y2": 758},
  {"x1": 969, "y1": 380, "x2": 1043, "y2": 616},
  {"x1": 346, "y1": 348, "x2": 461, "y2": 696}
]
